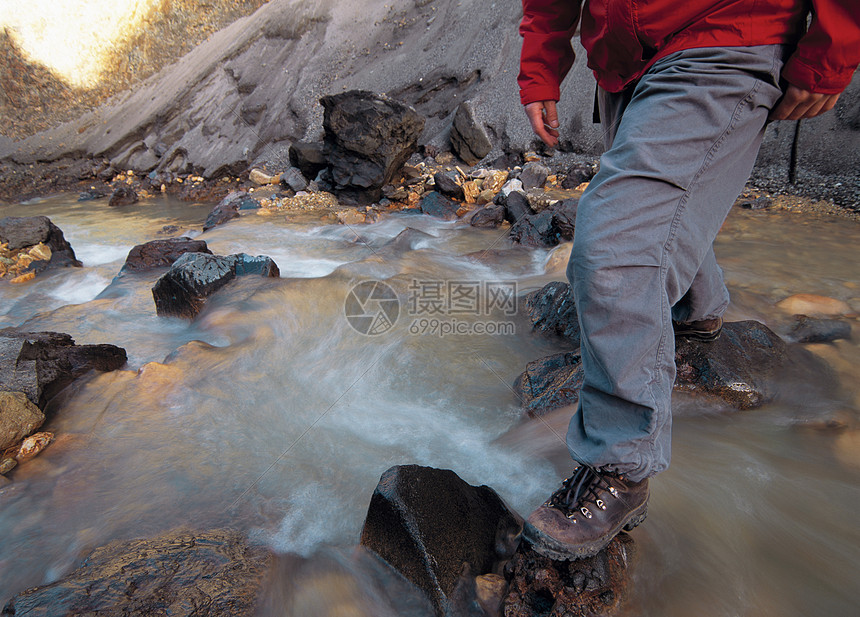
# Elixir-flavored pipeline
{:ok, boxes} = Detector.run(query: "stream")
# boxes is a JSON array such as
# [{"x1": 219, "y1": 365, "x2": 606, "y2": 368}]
[{"x1": 0, "y1": 194, "x2": 858, "y2": 616}]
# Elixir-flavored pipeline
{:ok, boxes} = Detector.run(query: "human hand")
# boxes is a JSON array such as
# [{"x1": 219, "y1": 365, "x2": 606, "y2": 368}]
[
  {"x1": 770, "y1": 85, "x2": 841, "y2": 121},
  {"x1": 525, "y1": 100, "x2": 560, "y2": 147}
]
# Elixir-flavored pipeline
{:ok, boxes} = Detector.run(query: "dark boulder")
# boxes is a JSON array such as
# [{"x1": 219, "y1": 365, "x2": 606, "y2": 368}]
[
  {"x1": 202, "y1": 191, "x2": 253, "y2": 231},
  {"x1": 433, "y1": 171, "x2": 465, "y2": 200},
  {"x1": 289, "y1": 141, "x2": 327, "y2": 180},
  {"x1": 551, "y1": 198, "x2": 578, "y2": 239},
  {"x1": 449, "y1": 102, "x2": 492, "y2": 166},
  {"x1": 120, "y1": 237, "x2": 212, "y2": 274},
  {"x1": 561, "y1": 161, "x2": 595, "y2": 188},
  {"x1": 523, "y1": 281, "x2": 580, "y2": 345},
  {"x1": 0, "y1": 330, "x2": 127, "y2": 409},
  {"x1": 469, "y1": 204, "x2": 506, "y2": 228},
  {"x1": 0, "y1": 216, "x2": 82, "y2": 273},
  {"x1": 2, "y1": 529, "x2": 272, "y2": 617},
  {"x1": 504, "y1": 537, "x2": 634, "y2": 617},
  {"x1": 518, "y1": 162, "x2": 550, "y2": 190},
  {"x1": 508, "y1": 199, "x2": 578, "y2": 248},
  {"x1": 674, "y1": 320, "x2": 822, "y2": 409},
  {"x1": 360, "y1": 465, "x2": 522, "y2": 617},
  {"x1": 509, "y1": 209, "x2": 557, "y2": 247},
  {"x1": 152, "y1": 252, "x2": 280, "y2": 319},
  {"x1": 279, "y1": 167, "x2": 308, "y2": 193},
  {"x1": 786, "y1": 314, "x2": 852, "y2": 343},
  {"x1": 419, "y1": 191, "x2": 460, "y2": 220},
  {"x1": 321, "y1": 90, "x2": 425, "y2": 203},
  {"x1": 77, "y1": 188, "x2": 109, "y2": 201},
  {"x1": 108, "y1": 185, "x2": 139, "y2": 207},
  {"x1": 503, "y1": 191, "x2": 531, "y2": 225},
  {"x1": 514, "y1": 351, "x2": 584, "y2": 417}
]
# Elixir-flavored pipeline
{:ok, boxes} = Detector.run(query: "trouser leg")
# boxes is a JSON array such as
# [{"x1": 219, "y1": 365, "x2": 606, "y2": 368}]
[{"x1": 565, "y1": 45, "x2": 785, "y2": 481}]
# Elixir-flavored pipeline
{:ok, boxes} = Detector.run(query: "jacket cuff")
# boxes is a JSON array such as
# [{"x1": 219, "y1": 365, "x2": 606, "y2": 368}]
[
  {"x1": 520, "y1": 85, "x2": 561, "y2": 106},
  {"x1": 782, "y1": 56, "x2": 856, "y2": 95}
]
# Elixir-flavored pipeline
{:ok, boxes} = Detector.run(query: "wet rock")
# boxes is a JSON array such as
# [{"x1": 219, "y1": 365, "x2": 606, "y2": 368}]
[
  {"x1": 289, "y1": 141, "x2": 327, "y2": 180},
  {"x1": 152, "y1": 252, "x2": 280, "y2": 319},
  {"x1": 0, "y1": 330, "x2": 127, "y2": 409},
  {"x1": 504, "y1": 536, "x2": 634, "y2": 617},
  {"x1": 739, "y1": 196, "x2": 772, "y2": 210},
  {"x1": 202, "y1": 191, "x2": 252, "y2": 231},
  {"x1": 108, "y1": 185, "x2": 139, "y2": 207},
  {"x1": 419, "y1": 191, "x2": 460, "y2": 220},
  {"x1": 776, "y1": 293, "x2": 851, "y2": 316},
  {"x1": 14, "y1": 430, "x2": 53, "y2": 462},
  {"x1": 524, "y1": 281, "x2": 581, "y2": 345},
  {"x1": 2, "y1": 529, "x2": 272, "y2": 616},
  {"x1": 434, "y1": 171, "x2": 465, "y2": 200},
  {"x1": 561, "y1": 162, "x2": 595, "y2": 189},
  {"x1": 786, "y1": 315, "x2": 852, "y2": 343},
  {"x1": 470, "y1": 204, "x2": 506, "y2": 228},
  {"x1": 503, "y1": 191, "x2": 531, "y2": 225},
  {"x1": 0, "y1": 457, "x2": 16, "y2": 475},
  {"x1": 509, "y1": 210, "x2": 557, "y2": 247},
  {"x1": 674, "y1": 320, "x2": 790, "y2": 409},
  {"x1": 0, "y1": 216, "x2": 82, "y2": 274},
  {"x1": 279, "y1": 167, "x2": 308, "y2": 192},
  {"x1": 120, "y1": 237, "x2": 212, "y2": 274},
  {"x1": 519, "y1": 162, "x2": 550, "y2": 190},
  {"x1": 321, "y1": 90, "x2": 425, "y2": 203},
  {"x1": 360, "y1": 465, "x2": 522, "y2": 617},
  {"x1": 0, "y1": 390, "x2": 45, "y2": 451},
  {"x1": 77, "y1": 187, "x2": 109, "y2": 201},
  {"x1": 514, "y1": 351, "x2": 584, "y2": 417},
  {"x1": 450, "y1": 101, "x2": 492, "y2": 166}
]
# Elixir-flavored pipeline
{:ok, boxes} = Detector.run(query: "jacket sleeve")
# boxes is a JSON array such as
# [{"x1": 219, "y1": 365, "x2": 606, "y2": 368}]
[
  {"x1": 782, "y1": 0, "x2": 860, "y2": 94},
  {"x1": 518, "y1": 0, "x2": 583, "y2": 105}
]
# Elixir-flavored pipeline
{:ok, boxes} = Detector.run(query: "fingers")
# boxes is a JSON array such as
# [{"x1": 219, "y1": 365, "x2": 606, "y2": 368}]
[
  {"x1": 770, "y1": 85, "x2": 841, "y2": 121},
  {"x1": 525, "y1": 100, "x2": 560, "y2": 147}
]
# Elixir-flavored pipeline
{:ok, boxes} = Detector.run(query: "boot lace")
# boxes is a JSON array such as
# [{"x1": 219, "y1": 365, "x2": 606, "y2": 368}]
[{"x1": 545, "y1": 465, "x2": 620, "y2": 520}]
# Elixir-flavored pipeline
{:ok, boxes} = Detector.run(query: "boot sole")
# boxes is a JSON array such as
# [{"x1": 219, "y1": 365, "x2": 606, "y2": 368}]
[{"x1": 523, "y1": 503, "x2": 648, "y2": 561}]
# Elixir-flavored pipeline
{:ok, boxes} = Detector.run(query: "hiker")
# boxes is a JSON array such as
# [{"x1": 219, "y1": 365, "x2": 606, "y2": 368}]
[{"x1": 517, "y1": 0, "x2": 860, "y2": 560}]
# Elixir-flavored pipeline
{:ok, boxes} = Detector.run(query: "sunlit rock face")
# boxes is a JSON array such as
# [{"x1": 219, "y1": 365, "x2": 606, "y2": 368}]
[
  {"x1": 0, "y1": 0, "x2": 268, "y2": 137},
  {"x1": 3, "y1": 0, "x2": 163, "y2": 88}
]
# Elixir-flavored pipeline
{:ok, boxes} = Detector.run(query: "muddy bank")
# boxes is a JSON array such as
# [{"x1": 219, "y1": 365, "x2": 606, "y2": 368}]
[{"x1": 1, "y1": 0, "x2": 858, "y2": 209}]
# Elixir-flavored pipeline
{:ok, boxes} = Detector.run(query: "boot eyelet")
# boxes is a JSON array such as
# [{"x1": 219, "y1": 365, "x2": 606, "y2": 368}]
[
  {"x1": 580, "y1": 507, "x2": 592, "y2": 519},
  {"x1": 609, "y1": 487, "x2": 618, "y2": 497},
  {"x1": 596, "y1": 499, "x2": 606, "y2": 510},
  {"x1": 566, "y1": 513, "x2": 578, "y2": 522}
]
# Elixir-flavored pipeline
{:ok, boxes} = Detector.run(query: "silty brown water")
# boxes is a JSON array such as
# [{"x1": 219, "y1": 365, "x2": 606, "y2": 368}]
[{"x1": 0, "y1": 195, "x2": 857, "y2": 616}]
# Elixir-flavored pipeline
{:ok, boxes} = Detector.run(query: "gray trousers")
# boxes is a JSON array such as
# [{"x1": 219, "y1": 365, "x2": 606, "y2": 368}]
[{"x1": 566, "y1": 45, "x2": 785, "y2": 482}]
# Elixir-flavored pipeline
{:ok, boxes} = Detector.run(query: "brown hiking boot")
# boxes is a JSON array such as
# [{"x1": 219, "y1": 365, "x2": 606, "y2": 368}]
[
  {"x1": 523, "y1": 466, "x2": 649, "y2": 560},
  {"x1": 673, "y1": 316, "x2": 723, "y2": 341}
]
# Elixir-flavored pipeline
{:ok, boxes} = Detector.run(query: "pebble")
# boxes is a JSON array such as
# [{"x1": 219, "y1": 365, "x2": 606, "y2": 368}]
[
  {"x1": 0, "y1": 458, "x2": 17, "y2": 475},
  {"x1": 249, "y1": 169, "x2": 273, "y2": 185},
  {"x1": 15, "y1": 432, "x2": 55, "y2": 462}
]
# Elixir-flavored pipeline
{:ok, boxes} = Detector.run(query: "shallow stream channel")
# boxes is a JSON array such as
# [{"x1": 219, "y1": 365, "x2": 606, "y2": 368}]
[{"x1": 1, "y1": 194, "x2": 858, "y2": 616}]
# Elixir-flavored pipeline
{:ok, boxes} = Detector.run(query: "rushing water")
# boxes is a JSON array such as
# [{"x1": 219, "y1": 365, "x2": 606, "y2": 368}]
[{"x1": 0, "y1": 195, "x2": 857, "y2": 616}]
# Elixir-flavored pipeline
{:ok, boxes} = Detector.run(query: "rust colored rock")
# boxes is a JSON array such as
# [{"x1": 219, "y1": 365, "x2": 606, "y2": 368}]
[
  {"x1": 120, "y1": 237, "x2": 212, "y2": 274},
  {"x1": 503, "y1": 535, "x2": 635, "y2": 617},
  {"x1": 0, "y1": 390, "x2": 44, "y2": 451},
  {"x1": 2, "y1": 529, "x2": 272, "y2": 616},
  {"x1": 0, "y1": 216, "x2": 82, "y2": 274}
]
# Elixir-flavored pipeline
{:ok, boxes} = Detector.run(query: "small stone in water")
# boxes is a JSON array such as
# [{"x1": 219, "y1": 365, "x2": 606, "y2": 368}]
[
  {"x1": 16, "y1": 432, "x2": 54, "y2": 462},
  {"x1": 0, "y1": 458, "x2": 16, "y2": 475}
]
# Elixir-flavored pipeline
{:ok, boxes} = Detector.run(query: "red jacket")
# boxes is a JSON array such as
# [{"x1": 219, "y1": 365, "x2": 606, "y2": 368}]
[{"x1": 519, "y1": 0, "x2": 860, "y2": 104}]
